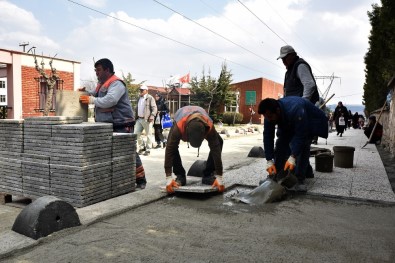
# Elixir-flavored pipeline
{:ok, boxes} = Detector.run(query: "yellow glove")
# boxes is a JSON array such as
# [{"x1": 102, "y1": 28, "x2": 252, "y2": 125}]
[
  {"x1": 166, "y1": 176, "x2": 179, "y2": 194},
  {"x1": 266, "y1": 160, "x2": 277, "y2": 176},
  {"x1": 212, "y1": 175, "x2": 225, "y2": 193},
  {"x1": 79, "y1": 95, "x2": 93, "y2": 104},
  {"x1": 284, "y1": 156, "x2": 296, "y2": 171}
]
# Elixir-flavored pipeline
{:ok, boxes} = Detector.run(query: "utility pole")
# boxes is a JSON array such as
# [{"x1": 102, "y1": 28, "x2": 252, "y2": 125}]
[
  {"x1": 19, "y1": 42, "x2": 29, "y2": 52},
  {"x1": 314, "y1": 73, "x2": 341, "y2": 100}
]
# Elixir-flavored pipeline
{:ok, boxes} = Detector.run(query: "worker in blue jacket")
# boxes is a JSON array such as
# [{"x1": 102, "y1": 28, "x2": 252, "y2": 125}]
[{"x1": 258, "y1": 96, "x2": 328, "y2": 192}]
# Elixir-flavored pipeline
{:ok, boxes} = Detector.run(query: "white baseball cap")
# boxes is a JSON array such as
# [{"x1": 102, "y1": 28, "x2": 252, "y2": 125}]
[{"x1": 139, "y1": 85, "x2": 148, "y2": 90}]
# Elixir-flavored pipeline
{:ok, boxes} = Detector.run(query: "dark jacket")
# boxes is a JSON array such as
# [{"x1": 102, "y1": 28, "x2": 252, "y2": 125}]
[
  {"x1": 284, "y1": 57, "x2": 319, "y2": 104},
  {"x1": 154, "y1": 95, "x2": 169, "y2": 126},
  {"x1": 364, "y1": 122, "x2": 383, "y2": 143},
  {"x1": 264, "y1": 96, "x2": 328, "y2": 160},
  {"x1": 333, "y1": 104, "x2": 349, "y2": 125}
]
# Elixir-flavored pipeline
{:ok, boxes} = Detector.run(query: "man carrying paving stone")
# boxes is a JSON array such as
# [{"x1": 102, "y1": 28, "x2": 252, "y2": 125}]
[{"x1": 79, "y1": 58, "x2": 147, "y2": 189}]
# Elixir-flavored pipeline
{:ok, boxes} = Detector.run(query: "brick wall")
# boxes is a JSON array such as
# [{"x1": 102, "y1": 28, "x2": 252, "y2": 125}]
[
  {"x1": 232, "y1": 78, "x2": 283, "y2": 124},
  {"x1": 21, "y1": 66, "x2": 75, "y2": 118}
]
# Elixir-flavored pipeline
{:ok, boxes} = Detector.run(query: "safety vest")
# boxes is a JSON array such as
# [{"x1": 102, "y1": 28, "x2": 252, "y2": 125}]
[
  {"x1": 95, "y1": 75, "x2": 124, "y2": 93},
  {"x1": 174, "y1": 106, "x2": 213, "y2": 141}
]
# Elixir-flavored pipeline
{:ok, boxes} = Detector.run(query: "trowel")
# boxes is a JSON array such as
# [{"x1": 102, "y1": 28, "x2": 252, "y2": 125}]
[{"x1": 232, "y1": 170, "x2": 297, "y2": 205}]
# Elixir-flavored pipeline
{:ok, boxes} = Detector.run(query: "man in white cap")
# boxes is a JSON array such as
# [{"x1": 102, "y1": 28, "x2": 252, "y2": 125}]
[
  {"x1": 134, "y1": 85, "x2": 157, "y2": 156},
  {"x1": 277, "y1": 45, "x2": 319, "y2": 104}
]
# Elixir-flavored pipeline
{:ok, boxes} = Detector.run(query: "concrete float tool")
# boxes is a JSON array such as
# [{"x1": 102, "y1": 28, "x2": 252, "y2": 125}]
[{"x1": 232, "y1": 170, "x2": 298, "y2": 205}]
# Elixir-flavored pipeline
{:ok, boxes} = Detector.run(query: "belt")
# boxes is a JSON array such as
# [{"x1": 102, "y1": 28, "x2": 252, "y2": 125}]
[{"x1": 137, "y1": 116, "x2": 144, "y2": 119}]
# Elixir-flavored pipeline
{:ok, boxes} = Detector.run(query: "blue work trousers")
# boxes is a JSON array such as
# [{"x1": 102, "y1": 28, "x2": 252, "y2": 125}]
[{"x1": 274, "y1": 136, "x2": 312, "y2": 183}]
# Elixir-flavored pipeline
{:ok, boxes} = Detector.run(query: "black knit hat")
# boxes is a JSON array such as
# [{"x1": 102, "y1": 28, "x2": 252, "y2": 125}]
[{"x1": 186, "y1": 119, "x2": 206, "y2": 148}]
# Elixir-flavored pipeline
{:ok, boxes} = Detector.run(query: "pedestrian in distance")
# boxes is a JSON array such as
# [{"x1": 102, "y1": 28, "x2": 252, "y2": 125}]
[
  {"x1": 134, "y1": 85, "x2": 157, "y2": 156},
  {"x1": 352, "y1": 112, "x2": 360, "y2": 129},
  {"x1": 165, "y1": 106, "x2": 224, "y2": 194},
  {"x1": 79, "y1": 58, "x2": 147, "y2": 189},
  {"x1": 333, "y1": 101, "x2": 349, "y2": 137},
  {"x1": 153, "y1": 93, "x2": 169, "y2": 149},
  {"x1": 258, "y1": 97, "x2": 328, "y2": 192}
]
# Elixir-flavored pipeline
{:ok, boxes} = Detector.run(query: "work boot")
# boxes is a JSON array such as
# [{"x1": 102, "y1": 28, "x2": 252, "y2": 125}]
[
  {"x1": 289, "y1": 181, "x2": 307, "y2": 193},
  {"x1": 305, "y1": 172, "x2": 315, "y2": 178},
  {"x1": 175, "y1": 175, "x2": 186, "y2": 186},
  {"x1": 138, "y1": 147, "x2": 146, "y2": 154},
  {"x1": 143, "y1": 150, "x2": 150, "y2": 156},
  {"x1": 202, "y1": 175, "x2": 216, "y2": 185},
  {"x1": 136, "y1": 182, "x2": 146, "y2": 190},
  {"x1": 154, "y1": 144, "x2": 161, "y2": 149}
]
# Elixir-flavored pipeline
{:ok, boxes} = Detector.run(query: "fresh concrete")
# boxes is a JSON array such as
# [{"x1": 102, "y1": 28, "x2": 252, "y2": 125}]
[{"x1": 0, "y1": 126, "x2": 394, "y2": 260}]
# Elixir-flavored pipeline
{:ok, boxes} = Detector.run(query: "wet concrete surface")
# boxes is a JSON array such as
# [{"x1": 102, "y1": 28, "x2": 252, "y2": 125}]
[
  {"x1": 3, "y1": 194, "x2": 395, "y2": 263},
  {"x1": 2, "y1": 129, "x2": 395, "y2": 261}
]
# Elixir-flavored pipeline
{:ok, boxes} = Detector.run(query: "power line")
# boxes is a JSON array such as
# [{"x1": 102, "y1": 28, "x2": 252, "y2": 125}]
[
  {"x1": 66, "y1": 0, "x2": 279, "y2": 78},
  {"x1": 198, "y1": 0, "x2": 277, "y2": 51},
  {"x1": 237, "y1": 0, "x2": 288, "y2": 45},
  {"x1": 237, "y1": 0, "x2": 328, "y2": 74},
  {"x1": 152, "y1": 0, "x2": 280, "y2": 68}
]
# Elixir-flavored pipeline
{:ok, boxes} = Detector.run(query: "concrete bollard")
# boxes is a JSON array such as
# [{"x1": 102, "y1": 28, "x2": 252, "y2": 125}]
[
  {"x1": 247, "y1": 146, "x2": 265, "y2": 158},
  {"x1": 187, "y1": 160, "x2": 207, "y2": 177},
  {"x1": 12, "y1": 196, "x2": 81, "y2": 240}
]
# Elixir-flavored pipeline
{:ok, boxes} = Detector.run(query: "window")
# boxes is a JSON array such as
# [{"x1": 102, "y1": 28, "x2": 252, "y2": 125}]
[
  {"x1": 0, "y1": 81, "x2": 5, "y2": 89},
  {"x1": 35, "y1": 76, "x2": 63, "y2": 111},
  {"x1": 0, "y1": 95, "x2": 5, "y2": 102}
]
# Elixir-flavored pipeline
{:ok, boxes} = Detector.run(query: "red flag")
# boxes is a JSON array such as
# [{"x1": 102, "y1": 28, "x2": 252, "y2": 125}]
[{"x1": 179, "y1": 73, "x2": 190, "y2": 84}]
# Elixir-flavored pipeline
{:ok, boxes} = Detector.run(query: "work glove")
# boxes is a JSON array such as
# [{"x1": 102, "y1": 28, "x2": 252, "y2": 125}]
[
  {"x1": 79, "y1": 95, "x2": 94, "y2": 104},
  {"x1": 212, "y1": 175, "x2": 225, "y2": 193},
  {"x1": 266, "y1": 160, "x2": 277, "y2": 177},
  {"x1": 284, "y1": 156, "x2": 296, "y2": 171},
  {"x1": 166, "y1": 176, "x2": 179, "y2": 194}
]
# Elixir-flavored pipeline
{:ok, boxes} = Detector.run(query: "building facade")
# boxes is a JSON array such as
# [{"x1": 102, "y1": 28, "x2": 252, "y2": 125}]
[
  {"x1": 0, "y1": 48, "x2": 80, "y2": 119},
  {"x1": 231, "y1": 77, "x2": 283, "y2": 124}
]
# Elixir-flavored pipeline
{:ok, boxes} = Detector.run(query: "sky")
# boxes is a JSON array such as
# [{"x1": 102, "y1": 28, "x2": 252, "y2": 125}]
[{"x1": 1, "y1": 0, "x2": 380, "y2": 105}]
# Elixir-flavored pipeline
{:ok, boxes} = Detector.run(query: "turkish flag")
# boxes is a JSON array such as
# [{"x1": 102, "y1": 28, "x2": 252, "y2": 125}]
[{"x1": 179, "y1": 73, "x2": 190, "y2": 83}]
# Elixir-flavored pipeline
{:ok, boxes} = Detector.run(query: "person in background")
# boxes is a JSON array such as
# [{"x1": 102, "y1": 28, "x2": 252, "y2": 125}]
[
  {"x1": 79, "y1": 58, "x2": 147, "y2": 189},
  {"x1": 165, "y1": 106, "x2": 224, "y2": 194},
  {"x1": 277, "y1": 45, "x2": 319, "y2": 105},
  {"x1": 352, "y1": 112, "x2": 360, "y2": 129},
  {"x1": 347, "y1": 110, "x2": 353, "y2": 129},
  {"x1": 363, "y1": 115, "x2": 383, "y2": 144},
  {"x1": 258, "y1": 97, "x2": 328, "y2": 192},
  {"x1": 358, "y1": 114, "x2": 365, "y2": 129},
  {"x1": 134, "y1": 85, "x2": 157, "y2": 156},
  {"x1": 333, "y1": 101, "x2": 349, "y2": 137},
  {"x1": 153, "y1": 93, "x2": 169, "y2": 149}
]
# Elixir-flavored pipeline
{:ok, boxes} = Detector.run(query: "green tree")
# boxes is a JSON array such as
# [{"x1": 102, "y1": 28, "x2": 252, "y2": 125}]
[
  {"x1": 190, "y1": 63, "x2": 233, "y2": 120},
  {"x1": 364, "y1": 0, "x2": 395, "y2": 113},
  {"x1": 122, "y1": 72, "x2": 145, "y2": 105}
]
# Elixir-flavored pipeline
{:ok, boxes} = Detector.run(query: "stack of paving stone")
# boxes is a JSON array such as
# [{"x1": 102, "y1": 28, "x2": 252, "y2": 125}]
[
  {"x1": 111, "y1": 133, "x2": 137, "y2": 197},
  {"x1": 0, "y1": 120, "x2": 24, "y2": 195},
  {"x1": 22, "y1": 116, "x2": 83, "y2": 199},
  {"x1": 49, "y1": 122, "x2": 113, "y2": 207},
  {"x1": 21, "y1": 153, "x2": 50, "y2": 198}
]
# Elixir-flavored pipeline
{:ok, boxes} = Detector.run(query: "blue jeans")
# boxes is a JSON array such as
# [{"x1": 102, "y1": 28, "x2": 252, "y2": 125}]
[{"x1": 274, "y1": 136, "x2": 312, "y2": 183}]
